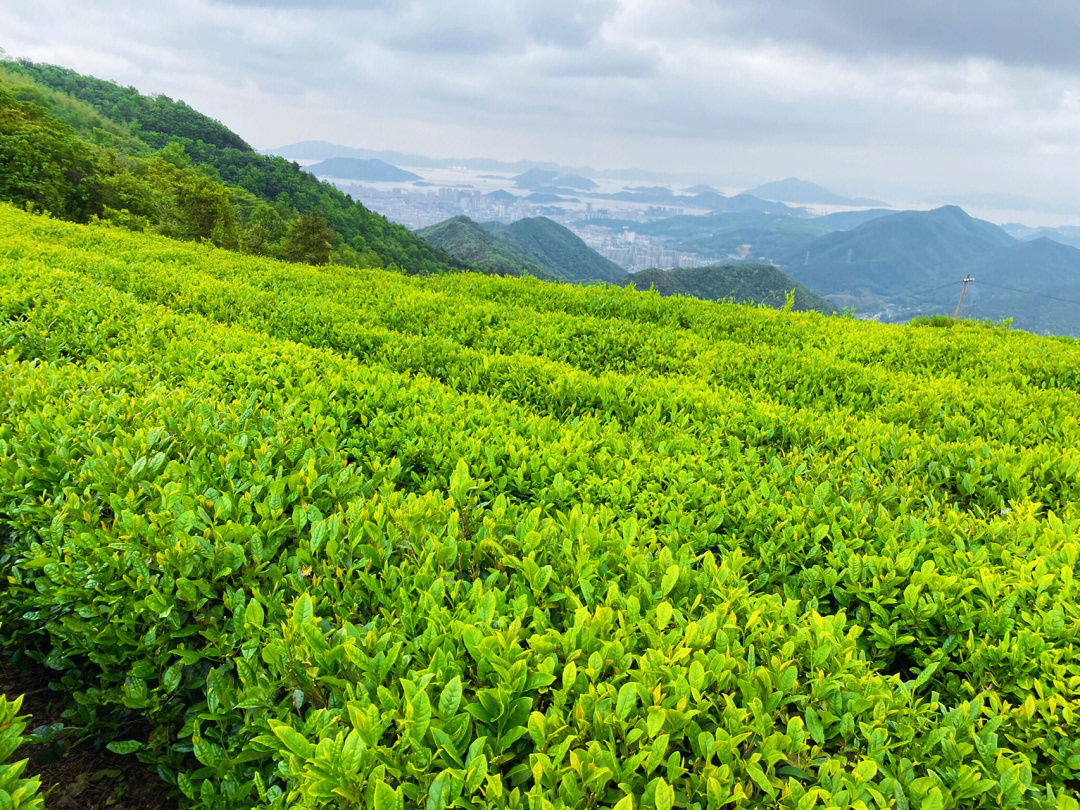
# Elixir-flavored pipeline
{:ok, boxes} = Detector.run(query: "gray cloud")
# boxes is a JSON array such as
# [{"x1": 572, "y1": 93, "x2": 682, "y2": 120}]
[
  {"x1": 706, "y1": 0, "x2": 1080, "y2": 69},
  {"x1": 1, "y1": 0, "x2": 1079, "y2": 215}
]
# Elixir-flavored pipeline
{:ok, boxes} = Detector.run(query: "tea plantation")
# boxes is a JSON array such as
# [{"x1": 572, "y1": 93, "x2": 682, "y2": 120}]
[{"x1": 1, "y1": 202, "x2": 1078, "y2": 809}]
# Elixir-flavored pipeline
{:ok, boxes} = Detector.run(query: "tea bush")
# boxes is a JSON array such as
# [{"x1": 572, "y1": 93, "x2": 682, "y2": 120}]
[
  {"x1": 0, "y1": 693, "x2": 43, "y2": 810},
  {"x1": 0, "y1": 204, "x2": 1078, "y2": 808}
]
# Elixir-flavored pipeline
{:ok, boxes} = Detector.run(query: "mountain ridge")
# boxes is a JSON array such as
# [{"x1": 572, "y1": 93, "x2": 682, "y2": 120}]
[
  {"x1": 481, "y1": 217, "x2": 628, "y2": 284},
  {"x1": 415, "y1": 216, "x2": 557, "y2": 279}
]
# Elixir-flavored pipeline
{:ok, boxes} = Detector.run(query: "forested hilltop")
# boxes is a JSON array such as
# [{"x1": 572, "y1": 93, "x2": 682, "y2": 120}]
[
  {"x1": 2, "y1": 201, "x2": 1080, "y2": 808},
  {"x1": 0, "y1": 59, "x2": 463, "y2": 273},
  {"x1": 417, "y1": 216, "x2": 628, "y2": 284},
  {"x1": 416, "y1": 216, "x2": 560, "y2": 279},
  {"x1": 622, "y1": 264, "x2": 835, "y2": 313}
]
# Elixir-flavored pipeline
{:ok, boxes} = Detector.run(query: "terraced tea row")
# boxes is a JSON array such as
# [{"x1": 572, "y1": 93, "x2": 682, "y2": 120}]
[{"x1": 0, "y1": 205, "x2": 1078, "y2": 809}]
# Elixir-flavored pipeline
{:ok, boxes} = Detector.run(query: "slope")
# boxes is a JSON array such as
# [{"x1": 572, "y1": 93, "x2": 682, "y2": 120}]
[
  {"x1": 621, "y1": 263, "x2": 835, "y2": 312},
  {"x1": 4, "y1": 59, "x2": 462, "y2": 275},
  {"x1": 415, "y1": 215, "x2": 557, "y2": 279},
  {"x1": 483, "y1": 216, "x2": 628, "y2": 283},
  {"x1": 2, "y1": 202, "x2": 1080, "y2": 809}
]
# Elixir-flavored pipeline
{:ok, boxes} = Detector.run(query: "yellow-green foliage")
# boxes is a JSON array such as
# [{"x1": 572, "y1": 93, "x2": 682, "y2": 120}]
[
  {"x1": 0, "y1": 204, "x2": 1078, "y2": 809},
  {"x1": 0, "y1": 693, "x2": 43, "y2": 810}
]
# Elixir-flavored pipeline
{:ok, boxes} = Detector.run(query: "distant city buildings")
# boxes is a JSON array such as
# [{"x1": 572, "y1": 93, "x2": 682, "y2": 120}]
[{"x1": 330, "y1": 179, "x2": 720, "y2": 272}]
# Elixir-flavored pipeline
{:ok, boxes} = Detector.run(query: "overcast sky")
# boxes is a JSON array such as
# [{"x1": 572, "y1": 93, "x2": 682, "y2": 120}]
[{"x1": 4, "y1": 1, "x2": 1080, "y2": 207}]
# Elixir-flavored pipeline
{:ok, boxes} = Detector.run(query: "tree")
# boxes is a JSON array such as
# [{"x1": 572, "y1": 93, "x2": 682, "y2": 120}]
[{"x1": 285, "y1": 213, "x2": 337, "y2": 265}]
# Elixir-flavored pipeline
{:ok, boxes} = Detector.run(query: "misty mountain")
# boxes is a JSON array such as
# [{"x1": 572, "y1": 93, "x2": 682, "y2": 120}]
[
  {"x1": 710, "y1": 193, "x2": 809, "y2": 215},
  {"x1": 591, "y1": 188, "x2": 802, "y2": 215},
  {"x1": 525, "y1": 192, "x2": 572, "y2": 203},
  {"x1": 580, "y1": 209, "x2": 888, "y2": 264},
  {"x1": 483, "y1": 218, "x2": 628, "y2": 284},
  {"x1": 749, "y1": 178, "x2": 887, "y2": 207},
  {"x1": 513, "y1": 169, "x2": 560, "y2": 187},
  {"x1": 781, "y1": 206, "x2": 1015, "y2": 300},
  {"x1": 551, "y1": 174, "x2": 597, "y2": 190},
  {"x1": 304, "y1": 157, "x2": 421, "y2": 182},
  {"x1": 622, "y1": 264, "x2": 835, "y2": 313},
  {"x1": 1003, "y1": 223, "x2": 1080, "y2": 250},
  {"x1": 485, "y1": 189, "x2": 519, "y2": 203}
]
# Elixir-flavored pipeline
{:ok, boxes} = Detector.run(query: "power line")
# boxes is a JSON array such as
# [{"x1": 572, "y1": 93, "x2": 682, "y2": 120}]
[{"x1": 973, "y1": 280, "x2": 1080, "y2": 308}]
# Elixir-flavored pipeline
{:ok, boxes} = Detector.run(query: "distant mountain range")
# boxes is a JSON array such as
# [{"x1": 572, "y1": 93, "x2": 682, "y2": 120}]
[
  {"x1": 578, "y1": 209, "x2": 891, "y2": 264},
  {"x1": 269, "y1": 140, "x2": 762, "y2": 186},
  {"x1": 303, "y1": 157, "x2": 421, "y2": 182},
  {"x1": 579, "y1": 204, "x2": 1080, "y2": 335},
  {"x1": 417, "y1": 214, "x2": 838, "y2": 312},
  {"x1": 1003, "y1": 223, "x2": 1080, "y2": 249},
  {"x1": 778, "y1": 206, "x2": 1080, "y2": 335},
  {"x1": 782, "y1": 206, "x2": 1014, "y2": 300},
  {"x1": 417, "y1": 215, "x2": 626, "y2": 284},
  {"x1": 622, "y1": 264, "x2": 834, "y2": 313},
  {"x1": 748, "y1": 178, "x2": 887, "y2": 207},
  {"x1": 590, "y1": 188, "x2": 804, "y2": 216}
]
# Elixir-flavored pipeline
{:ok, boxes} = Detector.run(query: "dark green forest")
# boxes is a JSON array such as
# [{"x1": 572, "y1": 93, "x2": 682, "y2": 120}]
[{"x1": 622, "y1": 264, "x2": 835, "y2": 313}]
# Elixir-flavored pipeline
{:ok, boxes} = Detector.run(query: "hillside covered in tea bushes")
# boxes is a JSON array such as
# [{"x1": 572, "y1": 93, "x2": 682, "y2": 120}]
[{"x1": 1, "y1": 202, "x2": 1079, "y2": 810}]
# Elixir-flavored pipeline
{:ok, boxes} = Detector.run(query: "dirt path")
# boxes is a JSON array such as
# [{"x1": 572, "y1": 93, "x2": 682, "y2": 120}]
[{"x1": 0, "y1": 654, "x2": 176, "y2": 810}]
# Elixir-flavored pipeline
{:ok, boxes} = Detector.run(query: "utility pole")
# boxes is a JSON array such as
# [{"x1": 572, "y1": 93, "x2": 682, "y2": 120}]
[{"x1": 953, "y1": 274, "x2": 974, "y2": 319}]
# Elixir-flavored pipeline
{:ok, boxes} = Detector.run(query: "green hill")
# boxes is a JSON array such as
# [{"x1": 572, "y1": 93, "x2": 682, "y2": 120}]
[
  {"x1": 483, "y1": 216, "x2": 628, "y2": 283},
  {"x1": 0, "y1": 59, "x2": 462, "y2": 274},
  {"x1": 622, "y1": 263, "x2": 836, "y2": 312},
  {"x1": 782, "y1": 205, "x2": 1015, "y2": 299},
  {"x1": 3, "y1": 201, "x2": 1080, "y2": 808},
  {"x1": 415, "y1": 216, "x2": 557, "y2": 279}
]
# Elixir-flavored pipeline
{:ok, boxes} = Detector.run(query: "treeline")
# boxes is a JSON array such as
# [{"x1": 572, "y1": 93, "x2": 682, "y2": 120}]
[{"x1": 0, "y1": 60, "x2": 462, "y2": 273}]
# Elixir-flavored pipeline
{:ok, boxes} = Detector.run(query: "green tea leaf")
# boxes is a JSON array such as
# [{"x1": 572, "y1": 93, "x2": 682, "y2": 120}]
[
  {"x1": 439, "y1": 676, "x2": 462, "y2": 716},
  {"x1": 655, "y1": 777, "x2": 674, "y2": 810},
  {"x1": 616, "y1": 682, "x2": 638, "y2": 721}
]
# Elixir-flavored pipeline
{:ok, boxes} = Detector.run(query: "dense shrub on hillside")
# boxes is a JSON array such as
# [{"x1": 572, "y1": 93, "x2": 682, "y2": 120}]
[
  {"x1": 0, "y1": 86, "x2": 104, "y2": 220},
  {"x1": 2, "y1": 206, "x2": 1080, "y2": 809}
]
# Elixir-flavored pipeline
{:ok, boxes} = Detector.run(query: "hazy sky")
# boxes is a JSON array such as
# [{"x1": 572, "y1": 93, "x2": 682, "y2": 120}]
[{"x1": 4, "y1": 1, "x2": 1080, "y2": 206}]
